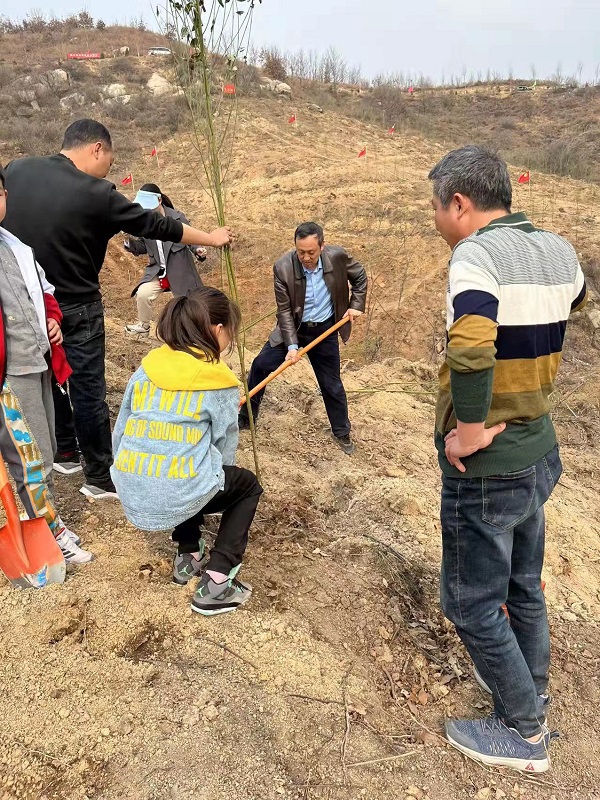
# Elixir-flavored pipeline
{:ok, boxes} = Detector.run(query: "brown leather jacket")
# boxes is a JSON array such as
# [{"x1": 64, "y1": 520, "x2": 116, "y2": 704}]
[{"x1": 268, "y1": 244, "x2": 368, "y2": 348}]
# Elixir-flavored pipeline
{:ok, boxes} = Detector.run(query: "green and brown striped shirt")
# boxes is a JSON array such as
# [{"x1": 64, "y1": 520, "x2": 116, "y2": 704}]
[{"x1": 436, "y1": 212, "x2": 587, "y2": 477}]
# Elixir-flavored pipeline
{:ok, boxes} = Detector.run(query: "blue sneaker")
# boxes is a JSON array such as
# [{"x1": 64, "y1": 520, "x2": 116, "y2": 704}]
[{"x1": 445, "y1": 714, "x2": 557, "y2": 773}]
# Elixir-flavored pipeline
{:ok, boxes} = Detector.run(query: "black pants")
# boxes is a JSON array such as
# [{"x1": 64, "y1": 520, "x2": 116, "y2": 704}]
[
  {"x1": 172, "y1": 465, "x2": 263, "y2": 574},
  {"x1": 52, "y1": 301, "x2": 113, "y2": 486},
  {"x1": 242, "y1": 317, "x2": 351, "y2": 438}
]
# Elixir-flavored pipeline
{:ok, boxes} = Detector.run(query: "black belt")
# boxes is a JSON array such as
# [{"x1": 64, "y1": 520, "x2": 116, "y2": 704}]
[{"x1": 301, "y1": 315, "x2": 335, "y2": 329}]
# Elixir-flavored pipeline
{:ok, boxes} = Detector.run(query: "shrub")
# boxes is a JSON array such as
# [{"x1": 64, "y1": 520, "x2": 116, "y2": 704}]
[
  {"x1": 505, "y1": 140, "x2": 592, "y2": 181},
  {"x1": 100, "y1": 58, "x2": 142, "y2": 84},
  {"x1": 261, "y1": 48, "x2": 286, "y2": 82},
  {"x1": 3, "y1": 116, "x2": 64, "y2": 156},
  {"x1": 0, "y1": 64, "x2": 15, "y2": 89}
]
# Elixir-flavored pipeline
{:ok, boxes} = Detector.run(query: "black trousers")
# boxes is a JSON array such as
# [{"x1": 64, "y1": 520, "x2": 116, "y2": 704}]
[
  {"x1": 52, "y1": 301, "x2": 113, "y2": 486},
  {"x1": 242, "y1": 317, "x2": 351, "y2": 438},
  {"x1": 172, "y1": 465, "x2": 263, "y2": 574}
]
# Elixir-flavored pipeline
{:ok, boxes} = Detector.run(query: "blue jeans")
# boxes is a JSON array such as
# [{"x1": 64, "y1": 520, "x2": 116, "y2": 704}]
[{"x1": 440, "y1": 445, "x2": 562, "y2": 737}]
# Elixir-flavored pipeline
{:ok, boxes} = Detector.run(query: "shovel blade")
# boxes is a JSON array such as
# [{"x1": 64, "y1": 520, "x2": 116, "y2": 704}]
[{"x1": 0, "y1": 517, "x2": 65, "y2": 588}]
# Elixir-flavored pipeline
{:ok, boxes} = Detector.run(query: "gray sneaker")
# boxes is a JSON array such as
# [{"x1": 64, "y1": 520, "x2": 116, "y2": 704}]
[
  {"x1": 446, "y1": 714, "x2": 558, "y2": 773},
  {"x1": 172, "y1": 545, "x2": 207, "y2": 586},
  {"x1": 191, "y1": 571, "x2": 252, "y2": 616}
]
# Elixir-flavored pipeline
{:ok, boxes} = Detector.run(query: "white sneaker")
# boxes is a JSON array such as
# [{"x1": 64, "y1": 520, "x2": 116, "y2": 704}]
[
  {"x1": 55, "y1": 517, "x2": 81, "y2": 546},
  {"x1": 125, "y1": 322, "x2": 150, "y2": 337},
  {"x1": 55, "y1": 529, "x2": 94, "y2": 564}
]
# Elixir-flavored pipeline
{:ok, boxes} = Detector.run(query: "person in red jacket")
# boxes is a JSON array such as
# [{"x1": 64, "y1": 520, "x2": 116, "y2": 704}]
[{"x1": 0, "y1": 167, "x2": 93, "y2": 564}]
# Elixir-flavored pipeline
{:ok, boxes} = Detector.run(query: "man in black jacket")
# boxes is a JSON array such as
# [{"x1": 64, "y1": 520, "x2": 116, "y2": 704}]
[
  {"x1": 3, "y1": 119, "x2": 232, "y2": 499},
  {"x1": 239, "y1": 222, "x2": 367, "y2": 454}
]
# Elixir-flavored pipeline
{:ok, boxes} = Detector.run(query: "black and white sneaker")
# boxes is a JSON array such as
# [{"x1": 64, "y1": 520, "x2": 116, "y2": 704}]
[
  {"x1": 55, "y1": 529, "x2": 94, "y2": 564},
  {"x1": 80, "y1": 479, "x2": 119, "y2": 500},
  {"x1": 53, "y1": 451, "x2": 83, "y2": 475},
  {"x1": 55, "y1": 517, "x2": 81, "y2": 546}
]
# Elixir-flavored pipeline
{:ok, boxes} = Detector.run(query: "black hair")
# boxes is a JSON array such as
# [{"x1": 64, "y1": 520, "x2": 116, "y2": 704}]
[
  {"x1": 294, "y1": 221, "x2": 324, "y2": 245},
  {"x1": 0, "y1": 167, "x2": 5, "y2": 188},
  {"x1": 61, "y1": 119, "x2": 112, "y2": 151},
  {"x1": 140, "y1": 182, "x2": 174, "y2": 209},
  {"x1": 156, "y1": 287, "x2": 241, "y2": 363}
]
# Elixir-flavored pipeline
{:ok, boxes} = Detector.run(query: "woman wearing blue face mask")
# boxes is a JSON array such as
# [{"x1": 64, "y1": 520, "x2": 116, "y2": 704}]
[{"x1": 124, "y1": 183, "x2": 208, "y2": 336}]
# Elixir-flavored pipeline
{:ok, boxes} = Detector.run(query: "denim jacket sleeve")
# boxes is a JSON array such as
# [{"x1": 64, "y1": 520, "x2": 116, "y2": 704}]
[
  {"x1": 112, "y1": 378, "x2": 134, "y2": 455},
  {"x1": 210, "y1": 388, "x2": 240, "y2": 466}
]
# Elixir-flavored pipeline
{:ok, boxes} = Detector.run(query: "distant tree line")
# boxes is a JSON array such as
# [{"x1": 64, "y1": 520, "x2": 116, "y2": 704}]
[
  {"x1": 0, "y1": 10, "x2": 148, "y2": 35},
  {"x1": 254, "y1": 45, "x2": 600, "y2": 90}
]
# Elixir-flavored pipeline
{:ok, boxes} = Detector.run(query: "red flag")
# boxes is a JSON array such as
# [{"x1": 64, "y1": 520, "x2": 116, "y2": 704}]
[
  {"x1": 358, "y1": 146, "x2": 367, "y2": 158},
  {"x1": 287, "y1": 114, "x2": 296, "y2": 124},
  {"x1": 388, "y1": 125, "x2": 395, "y2": 134},
  {"x1": 518, "y1": 171, "x2": 530, "y2": 184},
  {"x1": 121, "y1": 173, "x2": 133, "y2": 185},
  {"x1": 151, "y1": 146, "x2": 157, "y2": 157}
]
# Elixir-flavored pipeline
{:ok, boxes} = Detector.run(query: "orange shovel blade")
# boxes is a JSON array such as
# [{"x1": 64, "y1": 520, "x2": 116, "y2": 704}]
[
  {"x1": 0, "y1": 461, "x2": 65, "y2": 588},
  {"x1": 21, "y1": 517, "x2": 66, "y2": 587},
  {"x1": 0, "y1": 517, "x2": 65, "y2": 588}
]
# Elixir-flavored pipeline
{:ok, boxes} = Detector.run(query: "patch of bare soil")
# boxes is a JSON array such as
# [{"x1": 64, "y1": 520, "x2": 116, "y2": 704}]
[{"x1": 1, "y1": 325, "x2": 599, "y2": 800}]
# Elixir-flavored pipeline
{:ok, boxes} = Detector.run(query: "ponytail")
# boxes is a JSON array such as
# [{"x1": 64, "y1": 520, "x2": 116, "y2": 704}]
[
  {"x1": 139, "y1": 182, "x2": 174, "y2": 209},
  {"x1": 156, "y1": 287, "x2": 241, "y2": 362}
]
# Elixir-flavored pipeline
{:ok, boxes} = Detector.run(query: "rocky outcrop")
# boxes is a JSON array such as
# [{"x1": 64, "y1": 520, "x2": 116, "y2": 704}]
[
  {"x1": 259, "y1": 76, "x2": 292, "y2": 97},
  {"x1": 146, "y1": 72, "x2": 175, "y2": 96},
  {"x1": 102, "y1": 83, "x2": 128, "y2": 99},
  {"x1": 60, "y1": 92, "x2": 86, "y2": 110},
  {"x1": 45, "y1": 69, "x2": 70, "y2": 95}
]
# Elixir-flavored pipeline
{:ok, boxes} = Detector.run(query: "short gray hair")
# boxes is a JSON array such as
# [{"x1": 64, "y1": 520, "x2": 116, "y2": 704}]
[{"x1": 428, "y1": 145, "x2": 512, "y2": 211}]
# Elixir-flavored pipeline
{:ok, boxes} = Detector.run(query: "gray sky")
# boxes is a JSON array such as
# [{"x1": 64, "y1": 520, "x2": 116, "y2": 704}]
[{"x1": 3, "y1": 0, "x2": 600, "y2": 83}]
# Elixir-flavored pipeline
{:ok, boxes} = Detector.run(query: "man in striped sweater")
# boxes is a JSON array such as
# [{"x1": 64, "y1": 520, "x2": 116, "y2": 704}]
[{"x1": 429, "y1": 146, "x2": 587, "y2": 773}]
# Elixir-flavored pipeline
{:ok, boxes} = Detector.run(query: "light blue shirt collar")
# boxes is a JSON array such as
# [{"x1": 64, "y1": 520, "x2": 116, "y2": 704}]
[{"x1": 302, "y1": 256, "x2": 323, "y2": 276}]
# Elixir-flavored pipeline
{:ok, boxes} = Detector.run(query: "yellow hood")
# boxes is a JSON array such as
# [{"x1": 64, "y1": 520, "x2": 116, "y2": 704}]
[{"x1": 141, "y1": 345, "x2": 241, "y2": 391}]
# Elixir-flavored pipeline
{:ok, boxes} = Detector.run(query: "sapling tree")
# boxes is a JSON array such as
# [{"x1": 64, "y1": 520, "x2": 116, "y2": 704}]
[{"x1": 160, "y1": 0, "x2": 262, "y2": 475}]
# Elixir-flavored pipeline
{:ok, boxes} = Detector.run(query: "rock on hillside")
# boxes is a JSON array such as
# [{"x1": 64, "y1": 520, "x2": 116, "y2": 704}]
[
  {"x1": 146, "y1": 72, "x2": 176, "y2": 97},
  {"x1": 45, "y1": 68, "x2": 70, "y2": 94},
  {"x1": 259, "y1": 76, "x2": 292, "y2": 97}
]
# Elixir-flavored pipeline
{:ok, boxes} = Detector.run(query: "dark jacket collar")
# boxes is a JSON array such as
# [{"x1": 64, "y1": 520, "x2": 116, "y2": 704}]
[{"x1": 476, "y1": 211, "x2": 537, "y2": 235}]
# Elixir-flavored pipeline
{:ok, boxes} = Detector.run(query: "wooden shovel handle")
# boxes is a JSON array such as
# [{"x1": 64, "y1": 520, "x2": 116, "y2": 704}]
[{"x1": 240, "y1": 316, "x2": 350, "y2": 407}]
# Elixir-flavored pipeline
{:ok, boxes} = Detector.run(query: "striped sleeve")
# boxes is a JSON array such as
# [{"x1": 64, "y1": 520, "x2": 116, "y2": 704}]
[
  {"x1": 571, "y1": 262, "x2": 588, "y2": 312},
  {"x1": 447, "y1": 242, "x2": 500, "y2": 423}
]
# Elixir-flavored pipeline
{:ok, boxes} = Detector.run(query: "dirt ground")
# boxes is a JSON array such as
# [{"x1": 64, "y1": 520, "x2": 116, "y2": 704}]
[{"x1": 1, "y1": 98, "x2": 600, "y2": 800}]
